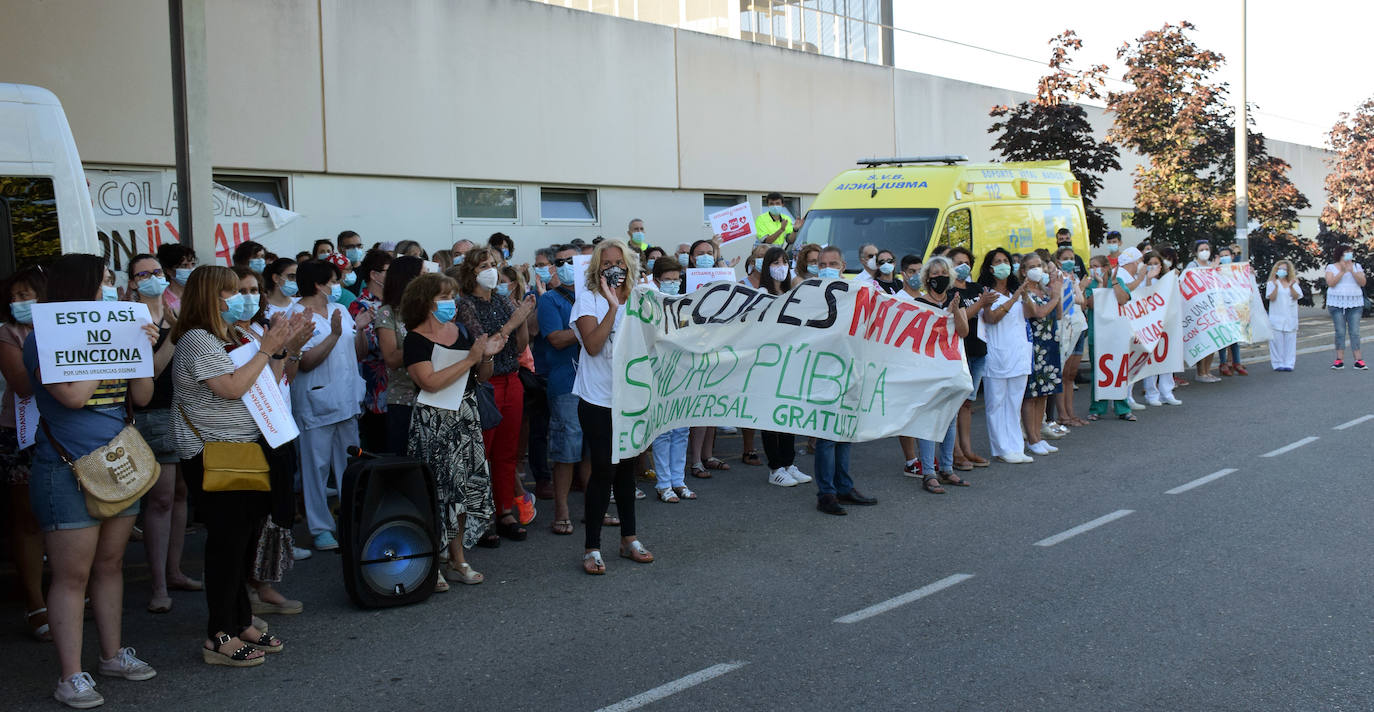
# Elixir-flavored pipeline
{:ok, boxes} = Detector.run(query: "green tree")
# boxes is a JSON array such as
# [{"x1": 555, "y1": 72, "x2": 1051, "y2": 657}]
[
  {"x1": 988, "y1": 31, "x2": 1120, "y2": 243},
  {"x1": 1107, "y1": 22, "x2": 1309, "y2": 257},
  {"x1": 1322, "y1": 97, "x2": 1374, "y2": 242}
]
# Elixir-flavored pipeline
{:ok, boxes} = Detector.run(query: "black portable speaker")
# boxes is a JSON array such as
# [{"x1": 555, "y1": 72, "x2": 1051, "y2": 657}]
[{"x1": 339, "y1": 453, "x2": 439, "y2": 608}]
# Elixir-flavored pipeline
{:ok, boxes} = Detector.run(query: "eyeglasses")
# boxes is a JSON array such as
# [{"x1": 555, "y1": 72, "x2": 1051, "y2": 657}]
[
  {"x1": 132, "y1": 269, "x2": 165, "y2": 280},
  {"x1": 877, "y1": 259, "x2": 895, "y2": 266},
  {"x1": 553, "y1": 258, "x2": 574, "y2": 267}
]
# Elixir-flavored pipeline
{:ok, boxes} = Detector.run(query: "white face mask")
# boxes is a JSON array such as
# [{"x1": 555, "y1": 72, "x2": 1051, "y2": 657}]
[
  {"x1": 768, "y1": 265, "x2": 790, "y2": 282},
  {"x1": 477, "y1": 267, "x2": 500, "y2": 290},
  {"x1": 1197, "y1": 249, "x2": 1211, "y2": 262},
  {"x1": 1026, "y1": 267, "x2": 1046, "y2": 285},
  {"x1": 864, "y1": 257, "x2": 877, "y2": 271}
]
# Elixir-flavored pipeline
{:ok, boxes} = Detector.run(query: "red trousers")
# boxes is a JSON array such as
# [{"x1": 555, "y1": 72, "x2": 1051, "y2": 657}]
[{"x1": 482, "y1": 371, "x2": 524, "y2": 513}]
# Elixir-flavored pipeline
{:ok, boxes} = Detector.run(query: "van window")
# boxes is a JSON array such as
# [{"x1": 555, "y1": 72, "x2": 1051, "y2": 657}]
[
  {"x1": 941, "y1": 208, "x2": 972, "y2": 251},
  {"x1": 796, "y1": 208, "x2": 938, "y2": 273},
  {"x1": 0, "y1": 176, "x2": 62, "y2": 276}
]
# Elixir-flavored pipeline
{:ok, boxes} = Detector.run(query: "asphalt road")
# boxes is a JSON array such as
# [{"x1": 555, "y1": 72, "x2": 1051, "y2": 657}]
[{"x1": 2, "y1": 312, "x2": 1371, "y2": 711}]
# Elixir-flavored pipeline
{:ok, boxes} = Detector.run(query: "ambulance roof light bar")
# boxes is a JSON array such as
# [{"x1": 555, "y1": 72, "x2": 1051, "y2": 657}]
[{"x1": 857, "y1": 155, "x2": 969, "y2": 167}]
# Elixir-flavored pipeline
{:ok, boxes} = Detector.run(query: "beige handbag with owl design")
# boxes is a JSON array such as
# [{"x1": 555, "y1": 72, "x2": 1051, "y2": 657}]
[{"x1": 40, "y1": 400, "x2": 160, "y2": 519}]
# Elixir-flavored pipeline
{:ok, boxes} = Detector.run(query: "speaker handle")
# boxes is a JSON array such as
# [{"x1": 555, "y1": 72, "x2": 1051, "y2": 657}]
[{"x1": 347, "y1": 446, "x2": 379, "y2": 460}]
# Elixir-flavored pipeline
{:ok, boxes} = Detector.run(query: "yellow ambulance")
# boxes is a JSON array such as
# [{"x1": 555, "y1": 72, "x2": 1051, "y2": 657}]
[{"x1": 795, "y1": 156, "x2": 1089, "y2": 275}]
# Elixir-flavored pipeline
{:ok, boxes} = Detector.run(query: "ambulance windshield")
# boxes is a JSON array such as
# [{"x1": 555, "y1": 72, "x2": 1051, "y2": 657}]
[{"x1": 796, "y1": 208, "x2": 938, "y2": 274}]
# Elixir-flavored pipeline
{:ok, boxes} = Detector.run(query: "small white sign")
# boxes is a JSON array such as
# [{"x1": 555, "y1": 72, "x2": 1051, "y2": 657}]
[
  {"x1": 31, "y1": 302, "x2": 154, "y2": 384},
  {"x1": 228, "y1": 341, "x2": 300, "y2": 448},
  {"x1": 708, "y1": 203, "x2": 755, "y2": 243},
  {"x1": 686, "y1": 268, "x2": 738, "y2": 292},
  {"x1": 414, "y1": 347, "x2": 471, "y2": 412},
  {"x1": 15, "y1": 394, "x2": 38, "y2": 450},
  {"x1": 572, "y1": 254, "x2": 592, "y2": 303},
  {"x1": 422, "y1": 260, "x2": 441, "y2": 274}
]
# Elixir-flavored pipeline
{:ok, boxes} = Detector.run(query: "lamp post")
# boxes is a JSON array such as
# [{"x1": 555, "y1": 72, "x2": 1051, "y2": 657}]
[{"x1": 1234, "y1": 0, "x2": 1249, "y2": 260}]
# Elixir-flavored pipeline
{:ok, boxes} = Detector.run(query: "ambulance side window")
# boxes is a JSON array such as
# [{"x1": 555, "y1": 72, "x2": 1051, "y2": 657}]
[
  {"x1": 0, "y1": 176, "x2": 62, "y2": 276},
  {"x1": 941, "y1": 208, "x2": 971, "y2": 251}
]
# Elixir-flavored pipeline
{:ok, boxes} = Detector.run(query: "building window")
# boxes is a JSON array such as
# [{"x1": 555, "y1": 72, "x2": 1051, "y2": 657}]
[
  {"x1": 704, "y1": 193, "x2": 746, "y2": 221},
  {"x1": 540, "y1": 187, "x2": 598, "y2": 222},
  {"x1": 454, "y1": 184, "x2": 519, "y2": 223},
  {"x1": 215, "y1": 175, "x2": 288, "y2": 208}
]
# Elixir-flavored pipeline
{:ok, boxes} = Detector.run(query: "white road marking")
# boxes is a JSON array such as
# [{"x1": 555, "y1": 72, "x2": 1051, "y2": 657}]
[
  {"x1": 594, "y1": 662, "x2": 748, "y2": 712},
  {"x1": 1165, "y1": 468, "x2": 1239, "y2": 495},
  {"x1": 1033, "y1": 510, "x2": 1135, "y2": 547},
  {"x1": 1333, "y1": 414, "x2": 1374, "y2": 430},
  {"x1": 1261, "y1": 436, "x2": 1319, "y2": 458},
  {"x1": 833, "y1": 573, "x2": 975, "y2": 624}
]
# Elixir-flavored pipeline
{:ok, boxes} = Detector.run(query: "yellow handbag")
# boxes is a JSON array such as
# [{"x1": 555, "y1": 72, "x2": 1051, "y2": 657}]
[
  {"x1": 177, "y1": 405, "x2": 271, "y2": 492},
  {"x1": 41, "y1": 401, "x2": 161, "y2": 519}
]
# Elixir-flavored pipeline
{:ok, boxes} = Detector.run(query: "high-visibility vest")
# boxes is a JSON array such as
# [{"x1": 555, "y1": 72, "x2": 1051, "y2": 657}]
[{"x1": 755, "y1": 212, "x2": 792, "y2": 245}]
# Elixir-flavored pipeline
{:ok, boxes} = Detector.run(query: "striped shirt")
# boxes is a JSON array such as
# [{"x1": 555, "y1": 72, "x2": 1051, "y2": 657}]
[
  {"x1": 168, "y1": 328, "x2": 261, "y2": 460},
  {"x1": 86, "y1": 379, "x2": 128, "y2": 407}
]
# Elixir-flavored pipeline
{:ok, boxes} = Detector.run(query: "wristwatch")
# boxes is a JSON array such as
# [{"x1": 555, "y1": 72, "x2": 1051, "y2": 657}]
[{"x1": 271, "y1": 349, "x2": 288, "y2": 360}]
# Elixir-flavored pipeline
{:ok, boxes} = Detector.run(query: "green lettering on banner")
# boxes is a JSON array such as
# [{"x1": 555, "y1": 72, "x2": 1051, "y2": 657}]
[
  {"x1": 703, "y1": 347, "x2": 738, "y2": 387},
  {"x1": 743, "y1": 342, "x2": 782, "y2": 390},
  {"x1": 806, "y1": 351, "x2": 847, "y2": 406},
  {"x1": 775, "y1": 345, "x2": 810, "y2": 401},
  {"x1": 863, "y1": 365, "x2": 887, "y2": 415},
  {"x1": 620, "y1": 355, "x2": 653, "y2": 417}
]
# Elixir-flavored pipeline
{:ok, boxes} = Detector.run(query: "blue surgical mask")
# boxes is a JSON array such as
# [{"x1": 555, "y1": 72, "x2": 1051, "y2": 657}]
[
  {"x1": 1219, "y1": 256, "x2": 1232, "y2": 265},
  {"x1": 238, "y1": 293, "x2": 260, "y2": 320},
  {"x1": 433, "y1": 299, "x2": 456, "y2": 324},
  {"x1": 174, "y1": 267, "x2": 193, "y2": 285},
  {"x1": 346, "y1": 247, "x2": 364, "y2": 264},
  {"x1": 992, "y1": 263, "x2": 1012, "y2": 280},
  {"x1": 694, "y1": 254, "x2": 715, "y2": 269},
  {"x1": 954, "y1": 263, "x2": 972, "y2": 281},
  {"x1": 281, "y1": 280, "x2": 299, "y2": 297},
  {"x1": 221, "y1": 293, "x2": 248, "y2": 323},
  {"x1": 659, "y1": 281, "x2": 680, "y2": 296},
  {"x1": 453, "y1": 253, "x2": 465, "y2": 265},
  {"x1": 631, "y1": 232, "x2": 647, "y2": 246},
  {"x1": 753, "y1": 257, "x2": 763, "y2": 272},
  {"x1": 677, "y1": 252, "x2": 689, "y2": 266},
  {"x1": 818, "y1": 267, "x2": 841, "y2": 279},
  {"x1": 496, "y1": 283, "x2": 511, "y2": 297},
  {"x1": 248, "y1": 257, "x2": 266, "y2": 273},
  {"x1": 501, "y1": 248, "x2": 511, "y2": 260},
  {"x1": 343, "y1": 271, "x2": 357, "y2": 286},
  {"x1": 330, "y1": 283, "x2": 343, "y2": 301},
  {"x1": 806, "y1": 263, "x2": 819, "y2": 276},
  {"x1": 1107, "y1": 243, "x2": 1120, "y2": 254},
  {"x1": 878, "y1": 262, "x2": 895, "y2": 275},
  {"x1": 137, "y1": 276, "x2": 169, "y2": 297},
  {"x1": 10, "y1": 300, "x2": 34, "y2": 324},
  {"x1": 557, "y1": 264, "x2": 575, "y2": 285},
  {"x1": 534, "y1": 265, "x2": 552, "y2": 283},
  {"x1": 101, "y1": 285, "x2": 119, "y2": 301},
  {"x1": 1275, "y1": 268, "x2": 1288, "y2": 278}
]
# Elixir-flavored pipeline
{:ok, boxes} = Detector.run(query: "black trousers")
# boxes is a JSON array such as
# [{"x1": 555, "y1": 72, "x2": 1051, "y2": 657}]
[
  {"x1": 183, "y1": 437, "x2": 291, "y2": 640},
  {"x1": 385, "y1": 404, "x2": 413, "y2": 456},
  {"x1": 761, "y1": 430, "x2": 796, "y2": 470},
  {"x1": 524, "y1": 373, "x2": 551, "y2": 483},
  {"x1": 578, "y1": 400, "x2": 636, "y2": 550},
  {"x1": 358, "y1": 410, "x2": 387, "y2": 454}
]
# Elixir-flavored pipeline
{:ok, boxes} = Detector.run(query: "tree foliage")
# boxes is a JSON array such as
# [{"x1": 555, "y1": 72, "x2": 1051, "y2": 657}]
[
  {"x1": 989, "y1": 31, "x2": 1120, "y2": 244},
  {"x1": 1107, "y1": 22, "x2": 1309, "y2": 257},
  {"x1": 1322, "y1": 97, "x2": 1374, "y2": 241}
]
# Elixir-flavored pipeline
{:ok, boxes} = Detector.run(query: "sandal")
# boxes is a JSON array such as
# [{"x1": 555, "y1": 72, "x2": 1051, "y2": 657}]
[
  {"x1": 583, "y1": 551, "x2": 605, "y2": 575},
  {"x1": 476, "y1": 531, "x2": 501, "y2": 548},
  {"x1": 620, "y1": 540, "x2": 654, "y2": 563},
  {"x1": 1088, "y1": 414, "x2": 1101, "y2": 421},
  {"x1": 703, "y1": 457, "x2": 730, "y2": 471},
  {"x1": 26, "y1": 608, "x2": 51, "y2": 642},
  {"x1": 583, "y1": 512, "x2": 621, "y2": 526},
  {"x1": 443, "y1": 560, "x2": 484, "y2": 585},
  {"x1": 202, "y1": 634, "x2": 265, "y2": 667},
  {"x1": 965, "y1": 454, "x2": 990, "y2": 468},
  {"x1": 657, "y1": 488, "x2": 680, "y2": 503},
  {"x1": 673, "y1": 486, "x2": 697, "y2": 500},
  {"x1": 952, "y1": 459, "x2": 974, "y2": 472},
  {"x1": 496, "y1": 518, "x2": 528, "y2": 541},
  {"x1": 434, "y1": 576, "x2": 450, "y2": 593},
  {"x1": 251, "y1": 616, "x2": 268, "y2": 634},
  {"x1": 922, "y1": 475, "x2": 946, "y2": 494},
  {"x1": 147, "y1": 596, "x2": 172, "y2": 614},
  {"x1": 741, "y1": 450, "x2": 762, "y2": 466},
  {"x1": 551, "y1": 519, "x2": 574, "y2": 536},
  {"x1": 690, "y1": 463, "x2": 712, "y2": 479},
  {"x1": 167, "y1": 576, "x2": 204, "y2": 592},
  {"x1": 938, "y1": 471, "x2": 971, "y2": 487},
  {"x1": 242, "y1": 630, "x2": 284, "y2": 653},
  {"x1": 1118, "y1": 413, "x2": 1137, "y2": 422}
]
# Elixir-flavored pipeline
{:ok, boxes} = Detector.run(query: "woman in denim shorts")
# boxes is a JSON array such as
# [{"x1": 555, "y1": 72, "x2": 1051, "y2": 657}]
[{"x1": 25, "y1": 254, "x2": 161, "y2": 708}]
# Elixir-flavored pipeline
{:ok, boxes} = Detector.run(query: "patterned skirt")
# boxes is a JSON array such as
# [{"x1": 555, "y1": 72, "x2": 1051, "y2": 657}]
[{"x1": 408, "y1": 395, "x2": 494, "y2": 549}]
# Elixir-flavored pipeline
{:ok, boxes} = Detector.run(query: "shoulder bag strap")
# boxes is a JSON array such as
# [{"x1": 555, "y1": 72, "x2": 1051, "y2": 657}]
[
  {"x1": 176, "y1": 402, "x2": 207, "y2": 444},
  {"x1": 38, "y1": 418, "x2": 76, "y2": 467}
]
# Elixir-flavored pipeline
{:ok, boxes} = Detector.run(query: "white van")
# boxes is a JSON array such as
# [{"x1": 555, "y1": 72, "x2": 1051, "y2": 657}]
[{"x1": 0, "y1": 83, "x2": 100, "y2": 274}]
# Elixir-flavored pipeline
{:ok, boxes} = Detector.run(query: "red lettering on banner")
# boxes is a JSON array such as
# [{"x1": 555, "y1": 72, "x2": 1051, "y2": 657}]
[
  {"x1": 884, "y1": 301, "x2": 919, "y2": 344},
  {"x1": 893, "y1": 309, "x2": 933, "y2": 351},
  {"x1": 1097, "y1": 353, "x2": 1114, "y2": 387},
  {"x1": 849, "y1": 286, "x2": 880, "y2": 336}
]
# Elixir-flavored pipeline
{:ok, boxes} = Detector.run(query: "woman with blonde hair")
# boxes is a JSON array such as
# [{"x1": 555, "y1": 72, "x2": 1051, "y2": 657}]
[
  {"x1": 1268, "y1": 259, "x2": 1302, "y2": 371},
  {"x1": 573, "y1": 239, "x2": 653, "y2": 574}
]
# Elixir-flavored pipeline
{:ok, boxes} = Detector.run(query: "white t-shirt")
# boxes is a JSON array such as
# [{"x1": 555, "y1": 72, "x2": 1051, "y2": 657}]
[
  {"x1": 977, "y1": 294, "x2": 1031, "y2": 379},
  {"x1": 1325, "y1": 263, "x2": 1365, "y2": 308},
  {"x1": 288, "y1": 302, "x2": 363, "y2": 428},
  {"x1": 1266, "y1": 280, "x2": 1302, "y2": 331},
  {"x1": 571, "y1": 291, "x2": 623, "y2": 408},
  {"x1": 264, "y1": 298, "x2": 298, "y2": 320}
]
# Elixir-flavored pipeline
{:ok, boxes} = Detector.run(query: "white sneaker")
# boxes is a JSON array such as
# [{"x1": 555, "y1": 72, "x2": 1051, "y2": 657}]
[
  {"x1": 1051, "y1": 423, "x2": 1070, "y2": 437},
  {"x1": 1127, "y1": 399, "x2": 1146, "y2": 411},
  {"x1": 996, "y1": 453, "x2": 1034, "y2": 464},
  {"x1": 98, "y1": 646, "x2": 156, "y2": 681},
  {"x1": 1042, "y1": 442, "x2": 1059, "y2": 453},
  {"x1": 1164, "y1": 397, "x2": 1183, "y2": 405},
  {"x1": 785, "y1": 465, "x2": 812, "y2": 484},
  {"x1": 768, "y1": 468, "x2": 798, "y2": 487},
  {"x1": 1146, "y1": 398, "x2": 1163, "y2": 406},
  {"x1": 54, "y1": 672, "x2": 104, "y2": 709},
  {"x1": 291, "y1": 546, "x2": 313, "y2": 561},
  {"x1": 1040, "y1": 423, "x2": 1064, "y2": 440},
  {"x1": 1028, "y1": 441, "x2": 1052, "y2": 456}
]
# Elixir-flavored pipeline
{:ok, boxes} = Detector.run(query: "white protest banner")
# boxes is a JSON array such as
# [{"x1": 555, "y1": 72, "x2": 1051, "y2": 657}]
[
  {"x1": 414, "y1": 348, "x2": 471, "y2": 411},
  {"x1": 707, "y1": 203, "x2": 755, "y2": 243},
  {"x1": 86, "y1": 169, "x2": 301, "y2": 270},
  {"x1": 686, "y1": 267, "x2": 736, "y2": 292},
  {"x1": 1179, "y1": 263, "x2": 1272, "y2": 366},
  {"x1": 15, "y1": 394, "x2": 38, "y2": 450},
  {"x1": 1091, "y1": 276, "x2": 1183, "y2": 401},
  {"x1": 228, "y1": 341, "x2": 299, "y2": 448},
  {"x1": 610, "y1": 280, "x2": 972, "y2": 462},
  {"x1": 30, "y1": 302, "x2": 154, "y2": 384}
]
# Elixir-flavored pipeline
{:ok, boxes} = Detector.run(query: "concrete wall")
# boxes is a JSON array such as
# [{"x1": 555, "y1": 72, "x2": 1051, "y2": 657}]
[{"x1": 0, "y1": 0, "x2": 1332, "y2": 260}]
